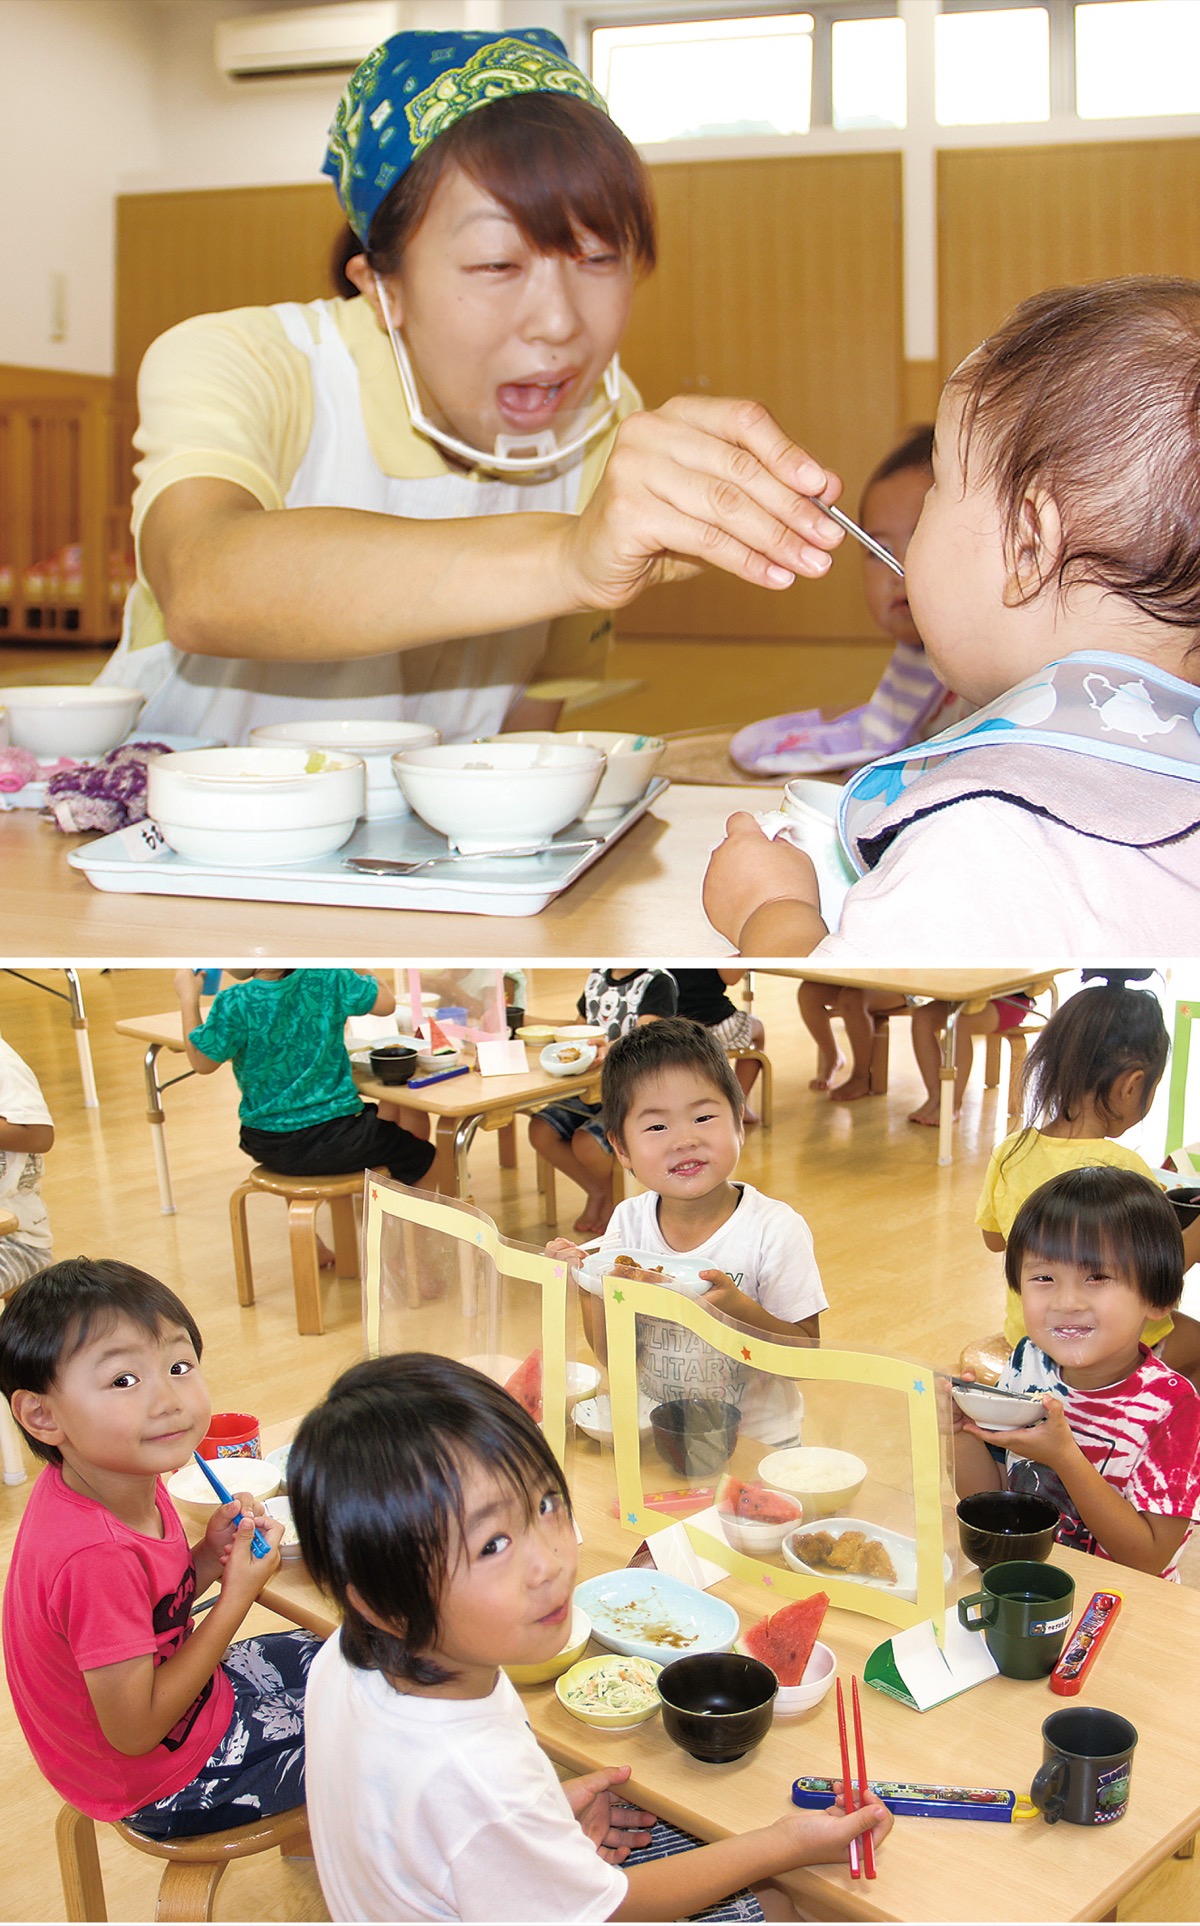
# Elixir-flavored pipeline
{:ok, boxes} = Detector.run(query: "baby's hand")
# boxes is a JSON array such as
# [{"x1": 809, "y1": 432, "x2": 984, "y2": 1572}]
[{"x1": 702, "y1": 812, "x2": 822, "y2": 949}]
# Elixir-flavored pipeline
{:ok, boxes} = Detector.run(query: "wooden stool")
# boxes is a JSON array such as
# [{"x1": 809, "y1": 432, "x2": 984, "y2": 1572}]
[
  {"x1": 56, "y1": 1799, "x2": 310, "y2": 1922},
  {"x1": 727, "y1": 1046, "x2": 774, "y2": 1126},
  {"x1": 984, "y1": 1026, "x2": 1036, "y2": 1118},
  {"x1": 230, "y1": 1166, "x2": 363, "y2": 1336},
  {"x1": 536, "y1": 1150, "x2": 625, "y2": 1231}
]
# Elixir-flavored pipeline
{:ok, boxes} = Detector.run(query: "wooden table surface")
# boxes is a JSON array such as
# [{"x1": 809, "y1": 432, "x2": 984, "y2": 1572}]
[
  {"x1": 257, "y1": 1429, "x2": 1198, "y2": 1923},
  {"x1": 2, "y1": 785, "x2": 749, "y2": 958},
  {"x1": 761, "y1": 967, "x2": 1064, "y2": 1001}
]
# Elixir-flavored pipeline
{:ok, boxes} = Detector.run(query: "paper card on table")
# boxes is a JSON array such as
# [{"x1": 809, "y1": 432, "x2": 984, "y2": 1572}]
[
  {"x1": 866, "y1": 1611, "x2": 998, "y2": 1712},
  {"x1": 632, "y1": 1516, "x2": 728, "y2": 1592},
  {"x1": 345, "y1": 1014, "x2": 401, "y2": 1045},
  {"x1": 475, "y1": 1038, "x2": 529, "y2": 1077}
]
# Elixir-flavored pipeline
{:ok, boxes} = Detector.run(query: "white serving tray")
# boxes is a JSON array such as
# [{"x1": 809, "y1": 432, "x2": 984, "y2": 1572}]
[
  {"x1": 68, "y1": 776, "x2": 669, "y2": 917},
  {"x1": 1, "y1": 734, "x2": 220, "y2": 811}
]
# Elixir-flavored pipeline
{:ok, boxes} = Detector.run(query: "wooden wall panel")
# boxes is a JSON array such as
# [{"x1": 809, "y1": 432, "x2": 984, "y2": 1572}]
[
  {"x1": 115, "y1": 183, "x2": 345, "y2": 402},
  {"x1": 938, "y1": 138, "x2": 1200, "y2": 378},
  {"x1": 622, "y1": 150, "x2": 903, "y2": 639}
]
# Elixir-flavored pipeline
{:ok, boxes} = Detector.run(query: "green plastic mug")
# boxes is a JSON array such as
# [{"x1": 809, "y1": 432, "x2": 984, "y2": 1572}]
[{"x1": 957, "y1": 1559, "x2": 1074, "y2": 1679}]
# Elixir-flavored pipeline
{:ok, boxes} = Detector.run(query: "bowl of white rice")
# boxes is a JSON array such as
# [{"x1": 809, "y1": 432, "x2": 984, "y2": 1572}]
[{"x1": 756, "y1": 1446, "x2": 867, "y2": 1519}]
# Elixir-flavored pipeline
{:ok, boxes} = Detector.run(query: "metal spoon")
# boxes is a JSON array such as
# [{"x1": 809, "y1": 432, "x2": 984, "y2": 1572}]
[
  {"x1": 344, "y1": 837, "x2": 602, "y2": 876},
  {"x1": 808, "y1": 497, "x2": 905, "y2": 577}
]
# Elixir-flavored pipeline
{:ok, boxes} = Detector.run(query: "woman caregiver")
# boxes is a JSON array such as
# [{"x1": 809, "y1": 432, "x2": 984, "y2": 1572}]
[{"x1": 98, "y1": 27, "x2": 844, "y2": 744}]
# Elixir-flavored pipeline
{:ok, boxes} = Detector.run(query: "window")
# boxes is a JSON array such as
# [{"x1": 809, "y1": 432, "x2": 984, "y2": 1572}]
[
  {"x1": 591, "y1": 13, "x2": 815, "y2": 144},
  {"x1": 831, "y1": 15, "x2": 906, "y2": 130},
  {"x1": 935, "y1": 6, "x2": 1050, "y2": 125},
  {"x1": 1076, "y1": 0, "x2": 1200, "y2": 119}
]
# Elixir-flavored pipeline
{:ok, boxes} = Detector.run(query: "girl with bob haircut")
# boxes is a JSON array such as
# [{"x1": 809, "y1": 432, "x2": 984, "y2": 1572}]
[
  {"x1": 96, "y1": 27, "x2": 845, "y2": 749},
  {"x1": 955, "y1": 1167, "x2": 1200, "y2": 1580},
  {"x1": 291, "y1": 1352, "x2": 889, "y2": 1921},
  {"x1": 705, "y1": 275, "x2": 1200, "y2": 957},
  {"x1": 976, "y1": 979, "x2": 1200, "y2": 1382}
]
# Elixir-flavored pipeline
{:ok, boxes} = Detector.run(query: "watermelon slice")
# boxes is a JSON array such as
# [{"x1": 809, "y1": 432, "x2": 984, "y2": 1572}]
[
  {"x1": 742, "y1": 1594, "x2": 829, "y2": 1687},
  {"x1": 504, "y1": 1349, "x2": 543, "y2": 1423},
  {"x1": 717, "y1": 1475, "x2": 803, "y2": 1525}
]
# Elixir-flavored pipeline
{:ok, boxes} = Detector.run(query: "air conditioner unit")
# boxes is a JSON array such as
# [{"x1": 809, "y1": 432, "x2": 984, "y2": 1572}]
[{"x1": 216, "y1": 2, "x2": 406, "y2": 81}]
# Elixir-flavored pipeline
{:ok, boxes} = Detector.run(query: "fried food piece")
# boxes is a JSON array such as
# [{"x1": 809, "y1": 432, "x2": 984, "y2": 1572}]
[
  {"x1": 611, "y1": 1255, "x2": 669, "y2": 1283},
  {"x1": 825, "y1": 1530, "x2": 869, "y2": 1572},
  {"x1": 795, "y1": 1530, "x2": 836, "y2": 1566},
  {"x1": 857, "y1": 1538, "x2": 898, "y2": 1583},
  {"x1": 796, "y1": 1529, "x2": 898, "y2": 1584}
]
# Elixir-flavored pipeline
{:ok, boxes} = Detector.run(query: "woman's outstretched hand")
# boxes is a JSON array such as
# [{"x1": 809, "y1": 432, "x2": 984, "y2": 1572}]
[{"x1": 567, "y1": 397, "x2": 844, "y2": 609}]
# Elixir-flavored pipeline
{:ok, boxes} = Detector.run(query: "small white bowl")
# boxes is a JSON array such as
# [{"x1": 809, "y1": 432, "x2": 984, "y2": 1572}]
[
  {"x1": 148, "y1": 746, "x2": 365, "y2": 866},
  {"x1": 0, "y1": 683, "x2": 144, "y2": 758},
  {"x1": 460, "y1": 1355, "x2": 601, "y2": 1402},
  {"x1": 572, "y1": 1393, "x2": 656, "y2": 1444},
  {"x1": 734, "y1": 1638, "x2": 837, "y2": 1718},
  {"x1": 505, "y1": 1604, "x2": 593, "y2": 1685},
  {"x1": 756, "y1": 1447, "x2": 867, "y2": 1519},
  {"x1": 166, "y1": 1458, "x2": 281, "y2": 1526},
  {"x1": 952, "y1": 1384, "x2": 1048, "y2": 1432},
  {"x1": 553, "y1": 1024, "x2": 606, "y2": 1043},
  {"x1": 391, "y1": 741, "x2": 603, "y2": 853},
  {"x1": 250, "y1": 718, "x2": 439, "y2": 820},
  {"x1": 540, "y1": 1040, "x2": 598, "y2": 1077},
  {"x1": 264, "y1": 1495, "x2": 303, "y2": 1559},
  {"x1": 493, "y1": 730, "x2": 664, "y2": 818},
  {"x1": 716, "y1": 1486, "x2": 804, "y2": 1556}
]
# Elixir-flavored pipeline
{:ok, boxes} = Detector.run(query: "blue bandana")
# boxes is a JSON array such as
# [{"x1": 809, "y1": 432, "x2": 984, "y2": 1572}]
[{"x1": 323, "y1": 28, "x2": 609, "y2": 243}]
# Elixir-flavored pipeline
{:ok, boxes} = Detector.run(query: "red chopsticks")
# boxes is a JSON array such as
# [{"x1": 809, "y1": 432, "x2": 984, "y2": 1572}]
[{"x1": 835, "y1": 1676, "x2": 876, "y2": 1880}]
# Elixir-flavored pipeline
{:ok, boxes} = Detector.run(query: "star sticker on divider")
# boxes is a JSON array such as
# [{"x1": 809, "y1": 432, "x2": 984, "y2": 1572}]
[
  {"x1": 741, "y1": 1346, "x2": 753, "y2": 1361},
  {"x1": 913, "y1": 1377, "x2": 927, "y2": 1395},
  {"x1": 626, "y1": 1512, "x2": 639, "y2": 1525},
  {"x1": 370, "y1": 1186, "x2": 379, "y2": 1202},
  {"x1": 612, "y1": 1289, "x2": 625, "y2": 1304},
  {"x1": 761, "y1": 1573, "x2": 775, "y2": 1587}
]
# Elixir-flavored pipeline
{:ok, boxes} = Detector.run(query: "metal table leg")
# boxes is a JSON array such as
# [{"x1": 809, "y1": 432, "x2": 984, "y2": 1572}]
[
  {"x1": 141, "y1": 1043, "x2": 196, "y2": 1216},
  {"x1": 63, "y1": 970, "x2": 99, "y2": 1109}
]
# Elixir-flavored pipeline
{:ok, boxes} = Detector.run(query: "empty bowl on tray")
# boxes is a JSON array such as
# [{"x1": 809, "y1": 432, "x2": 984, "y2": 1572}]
[
  {"x1": 147, "y1": 747, "x2": 365, "y2": 866},
  {"x1": 390, "y1": 741, "x2": 604, "y2": 853},
  {"x1": 756, "y1": 1446, "x2": 867, "y2": 1518},
  {"x1": 0, "y1": 683, "x2": 144, "y2": 759},
  {"x1": 492, "y1": 730, "x2": 664, "y2": 818},
  {"x1": 656, "y1": 1652, "x2": 777, "y2": 1762},
  {"x1": 650, "y1": 1398, "x2": 741, "y2": 1478},
  {"x1": 249, "y1": 718, "x2": 439, "y2": 820}
]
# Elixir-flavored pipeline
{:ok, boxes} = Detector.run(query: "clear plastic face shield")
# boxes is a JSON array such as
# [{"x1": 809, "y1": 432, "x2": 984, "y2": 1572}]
[{"x1": 372, "y1": 272, "x2": 622, "y2": 476}]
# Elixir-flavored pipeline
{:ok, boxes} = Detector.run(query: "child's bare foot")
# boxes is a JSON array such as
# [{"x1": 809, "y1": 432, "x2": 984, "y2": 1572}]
[
  {"x1": 809, "y1": 1051, "x2": 845, "y2": 1091},
  {"x1": 574, "y1": 1194, "x2": 612, "y2": 1238},
  {"x1": 317, "y1": 1236, "x2": 336, "y2": 1269},
  {"x1": 742, "y1": 1106, "x2": 761, "y2": 1126},
  {"x1": 829, "y1": 1074, "x2": 873, "y2": 1102},
  {"x1": 907, "y1": 1101, "x2": 960, "y2": 1127}
]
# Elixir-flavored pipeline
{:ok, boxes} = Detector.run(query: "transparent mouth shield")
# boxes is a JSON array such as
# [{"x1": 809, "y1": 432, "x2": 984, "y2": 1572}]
[{"x1": 374, "y1": 274, "x2": 622, "y2": 476}]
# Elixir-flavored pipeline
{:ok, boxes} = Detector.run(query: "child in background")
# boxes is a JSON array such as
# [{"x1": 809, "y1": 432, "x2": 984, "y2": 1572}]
[
  {"x1": 955, "y1": 1168, "x2": 1200, "y2": 1579},
  {"x1": 798, "y1": 984, "x2": 1031, "y2": 1116},
  {"x1": 549, "y1": 1019, "x2": 825, "y2": 1446},
  {"x1": 670, "y1": 969, "x2": 766, "y2": 1122},
  {"x1": 292, "y1": 1352, "x2": 889, "y2": 1921},
  {"x1": 729, "y1": 425, "x2": 968, "y2": 778},
  {"x1": 528, "y1": 967, "x2": 677, "y2": 1237},
  {"x1": 0, "y1": 1258, "x2": 318, "y2": 1833},
  {"x1": 976, "y1": 981, "x2": 1200, "y2": 1383},
  {"x1": 0, "y1": 1034, "x2": 54, "y2": 1295},
  {"x1": 704, "y1": 278, "x2": 1200, "y2": 956},
  {"x1": 175, "y1": 967, "x2": 435, "y2": 1189}
]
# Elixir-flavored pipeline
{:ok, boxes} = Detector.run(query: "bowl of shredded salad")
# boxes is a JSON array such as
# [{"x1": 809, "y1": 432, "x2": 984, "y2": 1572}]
[{"x1": 555, "y1": 1655, "x2": 663, "y2": 1730}]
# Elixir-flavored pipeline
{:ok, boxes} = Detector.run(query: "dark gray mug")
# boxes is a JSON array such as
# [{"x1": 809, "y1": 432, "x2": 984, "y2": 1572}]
[{"x1": 1031, "y1": 1707, "x2": 1137, "y2": 1825}]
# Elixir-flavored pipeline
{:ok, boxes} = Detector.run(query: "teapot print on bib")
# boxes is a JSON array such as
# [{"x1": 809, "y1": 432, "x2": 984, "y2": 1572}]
[{"x1": 1082, "y1": 673, "x2": 1186, "y2": 742}]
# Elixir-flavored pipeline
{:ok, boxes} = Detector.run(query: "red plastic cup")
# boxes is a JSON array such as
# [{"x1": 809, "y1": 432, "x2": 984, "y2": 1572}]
[{"x1": 199, "y1": 1412, "x2": 261, "y2": 1460}]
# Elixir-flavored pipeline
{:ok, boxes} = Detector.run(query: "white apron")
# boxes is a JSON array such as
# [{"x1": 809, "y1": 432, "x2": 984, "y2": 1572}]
[{"x1": 99, "y1": 300, "x2": 580, "y2": 745}]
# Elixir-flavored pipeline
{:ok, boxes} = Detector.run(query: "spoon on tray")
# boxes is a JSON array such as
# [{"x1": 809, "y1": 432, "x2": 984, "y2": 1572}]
[{"x1": 344, "y1": 838, "x2": 602, "y2": 876}]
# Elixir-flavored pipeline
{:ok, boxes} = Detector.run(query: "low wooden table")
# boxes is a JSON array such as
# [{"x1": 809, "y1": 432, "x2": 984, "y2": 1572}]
[
  {"x1": 765, "y1": 967, "x2": 1064, "y2": 1165},
  {"x1": 258, "y1": 1434, "x2": 1199, "y2": 1923},
  {"x1": 114, "y1": 1009, "x2": 606, "y2": 1216}
]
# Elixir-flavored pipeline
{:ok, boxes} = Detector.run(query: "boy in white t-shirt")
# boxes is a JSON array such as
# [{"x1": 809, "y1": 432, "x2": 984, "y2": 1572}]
[
  {"x1": 0, "y1": 1036, "x2": 54, "y2": 1296},
  {"x1": 550, "y1": 1019, "x2": 826, "y2": 1445}
]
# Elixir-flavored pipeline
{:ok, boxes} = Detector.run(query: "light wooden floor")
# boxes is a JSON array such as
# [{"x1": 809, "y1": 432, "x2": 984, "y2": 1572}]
[{"x1": 0, "y1": 967, "x2": 1195, "y2": 1922}]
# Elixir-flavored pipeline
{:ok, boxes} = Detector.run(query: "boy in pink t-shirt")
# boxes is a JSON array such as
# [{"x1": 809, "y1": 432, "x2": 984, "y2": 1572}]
[{"x1": 0, "y1": 1258, "x2": 318, "y2": 1833}]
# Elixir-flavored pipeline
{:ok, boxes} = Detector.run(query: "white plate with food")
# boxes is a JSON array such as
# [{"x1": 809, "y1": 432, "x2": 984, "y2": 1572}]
[
  {"x1": 781, "y1": 1518, "x2": 951, "y2": 1603},
  {"x1": 575, "y1": 1246, "x2": 712, "y2": 1300},
  {"x1": 574, "y1": 1569, "x2": 739, "y2": 1665}
]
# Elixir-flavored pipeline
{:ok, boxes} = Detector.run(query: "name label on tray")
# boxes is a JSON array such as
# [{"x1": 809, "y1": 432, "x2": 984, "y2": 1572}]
[{"x1": 114, "y1": 817, "x2": 171, "y2": 862}]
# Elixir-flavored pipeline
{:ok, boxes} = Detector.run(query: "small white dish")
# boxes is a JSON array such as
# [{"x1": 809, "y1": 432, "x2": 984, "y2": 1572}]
[
  {"x1": 250, "y1": 718, "x2": 439, "y2": 821},
  {"x1": 0, "y1": 683, "x2": 144, "y2": 758},
  {"x1": 781, "y1": 1518, "x2": 952, "y2": 1604},
  {"x1": 952, "y1": 1384, "x2": 1048, "y2": 1431},
  {"x1": 572, "y1": 1393, "x2": 656, "y2": 1444},
  {"x1": 540, "y1": 1040, "x2": 598, "y2": 1077},
  {"x1": 734, "y1": 1637, "x2": 837, "y2": 1717},
  {"x1": 493, "y1": 730, "x2": 664, "y2": 819},
  {"x1": 461, "y1": 1354, "x2": 601, "y2": 1401},
  {"x1": 575, "y1": 1246, "x2": 713, "y2": 1300},
  {"x1": 264, "y1": 1495, "x2": 303, "y2": 1559},
  {"x1": 147, "y1": 746, "x2": 364, "y2": 866},
  {"x1": 715, "y1": 1482, "x2": 804, "y2": 1556},
  {"x1": 265, "y1": 1443, "x2": 292, "y2": 1489},
  {"x1": 391, "y1": 741, "x2": 603, "y2": 853},
  {"x1": 756, "y1": 1446, "x2": 867, "y2": 1518},
  {"x1": 166, "y1": 1458, "x2": 281, "y2": 1526}
]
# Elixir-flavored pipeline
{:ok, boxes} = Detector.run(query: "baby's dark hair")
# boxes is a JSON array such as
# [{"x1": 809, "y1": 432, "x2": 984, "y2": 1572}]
[
  {"x1": 947, "y1": 276, "x2": 1200, "y2": 635},
  {"x1": 601, "y1": 1016, "x2": 744, "y2": 1149},
  {"x1": 1005, "y1": 1166, "x2": 1183, "y2": 1314},
  {"x1": 0, "y1": 1258, "x2": 203, "y2": 1465},
  {"x1": 859, "y1": 423, "x2": 934, "y2": 514},
  {"x1": 288, "y1": 1353, "x2": 571, "y2": 1686},
  {"x1": 1014, "y1": 984, "x2": 1168, "y2": 1149}
]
